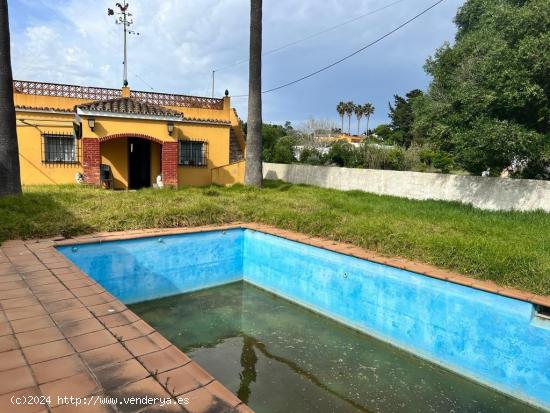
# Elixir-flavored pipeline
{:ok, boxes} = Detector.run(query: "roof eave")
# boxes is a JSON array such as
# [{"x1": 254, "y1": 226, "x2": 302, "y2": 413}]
[
  {"x1": 76, "y1": 108, "x2": 184, "y2": 123},
  {"x1": 183, "y1": 119, "x2": 231, "y2": 126},
  {"x1": 15, "y1": 107, "x2": 75, "y2": 115}
]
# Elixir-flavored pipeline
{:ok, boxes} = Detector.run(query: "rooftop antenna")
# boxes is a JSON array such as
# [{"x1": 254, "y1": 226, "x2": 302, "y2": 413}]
[{"x1": 108, "y1": 2, "x2": 140, "y2": 87}]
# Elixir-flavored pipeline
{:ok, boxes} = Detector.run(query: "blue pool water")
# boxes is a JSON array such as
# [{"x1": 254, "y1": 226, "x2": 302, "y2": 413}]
[{"x1": 58, "y1": 228, "x2": 550, "y2": 411}]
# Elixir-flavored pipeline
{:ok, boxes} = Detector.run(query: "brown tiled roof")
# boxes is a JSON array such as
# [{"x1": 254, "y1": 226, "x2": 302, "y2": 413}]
[
  {"x1": 15, "y1": 105, "x2": 74, "y2": 113},
  {"x1": 184, "y1": 116, "x2": 231, "y2": 125},
  {"x1": 77, "y1": 97, "x2": 183, "y2": 118}
]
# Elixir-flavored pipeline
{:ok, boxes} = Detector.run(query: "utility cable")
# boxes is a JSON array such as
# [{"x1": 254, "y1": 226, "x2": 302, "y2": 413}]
[
  {"x1": 231, "y1": 0, "x2": 446, "y2": 98},
  {"x1": 214, "y1": 0, "x2": 407, "y2": 72}
]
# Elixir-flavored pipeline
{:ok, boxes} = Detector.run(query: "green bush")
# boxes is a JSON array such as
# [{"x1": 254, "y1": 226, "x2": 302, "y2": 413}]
[
  {"x1": 299, "y1": 147, "x2": 323, "y2": 165},
  {"x1": 432, "y1": 152, "x2": 454, "y2": 173},
  {"x1": 270, "y1": 136, "x2": 297, "y2": 164},
  {"x1": 419, "y1": 148, "x2": 436, "y2": 166},
  {"x1": 326, "y1": 141, "x2": 359, "y2": 168},
  {"x1": 385, "y1": 148, "x2": 406, "y2": 170},
  {"x1": 360, "y1": 145, "x2": 386, "y2": 169},
  {"x1": 296, "y1": 141, "x2": 462, "y2": 175}
]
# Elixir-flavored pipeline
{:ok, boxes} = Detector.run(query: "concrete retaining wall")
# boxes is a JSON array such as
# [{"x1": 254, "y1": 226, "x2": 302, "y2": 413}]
[{"x1": 263, "y1": 163, "x2": 550, "y2": 212}]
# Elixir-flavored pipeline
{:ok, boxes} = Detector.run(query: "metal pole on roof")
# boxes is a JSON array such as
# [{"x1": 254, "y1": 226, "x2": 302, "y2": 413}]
[
  {"x1": 108, "y1": 2, "x2": 139, "y2": 88},
  {"x1": 212, "y1": 70, "x2": 216, "y2": 98},
  {"x1": 123, "y1": 3, "x2": 128, "y2": 86}
]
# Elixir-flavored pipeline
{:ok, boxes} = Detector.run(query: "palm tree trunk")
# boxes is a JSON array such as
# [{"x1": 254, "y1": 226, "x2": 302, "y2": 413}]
[
  {"x1": 348, "y1": 116, "x2": 351, "y2": 134},
  {"x1": 244, "y1": 0, "x2": 263, "y2": 187},
  {"x1": 366, "y1": 115, "x2": 370, "y2": 138},
  {"x1": 357, "y1": 118, "x2": 361, "y2": 136},
  {"x1": 340, "y1": 116, "x2": 343, "y2": 133},
  {"x1": 0, "y1": 0, "x2": 21, "y2": 196}
]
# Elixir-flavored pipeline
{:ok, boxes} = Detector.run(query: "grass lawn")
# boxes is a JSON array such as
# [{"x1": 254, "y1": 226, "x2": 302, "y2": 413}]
[{"x1": 1, "y1": 180, "x2": 549, "y2": 296}]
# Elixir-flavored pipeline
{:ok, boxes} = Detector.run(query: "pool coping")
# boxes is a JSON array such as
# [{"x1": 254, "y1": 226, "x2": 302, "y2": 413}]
[
  {"x1": 1, "y1": 223, "x2": 549, "y2": 413},
  {"x1": 50, "y1": 223, "x2": 549, "y2": 307}
]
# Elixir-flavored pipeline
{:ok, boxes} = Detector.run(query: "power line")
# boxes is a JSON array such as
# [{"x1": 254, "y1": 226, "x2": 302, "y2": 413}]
[
  {"x1": 232, "y1": 0, "x2": 446, "y2": 98},
  {"x1": 131, "y1": 71, "x2": 155, "y2": 91},
  {"x1": 214, "y1": 0, "x2": 407, "y2": 72}
]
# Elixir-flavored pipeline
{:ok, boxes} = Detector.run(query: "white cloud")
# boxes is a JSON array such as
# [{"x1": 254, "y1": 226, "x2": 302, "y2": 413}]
[{"x1": 9, "y1": 0, "x2": 463, "y2": 125}]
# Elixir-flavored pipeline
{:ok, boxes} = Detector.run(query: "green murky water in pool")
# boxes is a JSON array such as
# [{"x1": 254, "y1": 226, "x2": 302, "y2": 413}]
[{"x1": 129, "y1": 282, "x2": 542, "y2": 413}]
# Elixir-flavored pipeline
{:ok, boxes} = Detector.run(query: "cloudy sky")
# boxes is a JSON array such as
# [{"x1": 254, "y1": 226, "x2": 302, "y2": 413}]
[{"x1": 8, "y1": 0, "x2": 464, "y2": 128}]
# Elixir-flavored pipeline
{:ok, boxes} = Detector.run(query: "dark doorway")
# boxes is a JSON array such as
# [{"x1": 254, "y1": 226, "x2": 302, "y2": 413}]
[{"x1": 128, "y1": 138, "x2": 151, "y2": 189}]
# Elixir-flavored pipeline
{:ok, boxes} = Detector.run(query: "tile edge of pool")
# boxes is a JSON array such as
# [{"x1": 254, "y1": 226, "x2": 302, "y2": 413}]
[{"x1": 54, "y1": 225, "x2": 550, "y2": 412}]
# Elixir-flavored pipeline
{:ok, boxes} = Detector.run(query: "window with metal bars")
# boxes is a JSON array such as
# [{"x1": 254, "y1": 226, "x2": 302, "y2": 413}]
[
  {"x1": 42, "y1": 133, "x2": 79, "y2": 164},
  {"x1": 179, "y1": 140, "x2": 208, "y2": 167}
]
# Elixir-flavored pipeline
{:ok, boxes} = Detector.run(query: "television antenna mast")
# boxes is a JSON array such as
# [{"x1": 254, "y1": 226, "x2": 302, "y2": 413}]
[{"x1": 108, "y1": 2, "x2": 140, "y2": 87}]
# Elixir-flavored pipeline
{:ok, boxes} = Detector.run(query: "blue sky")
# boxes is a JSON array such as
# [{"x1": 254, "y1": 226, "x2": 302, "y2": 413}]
[{"x1": 8, "y1": 0, "x2": 464, "y2": 129}]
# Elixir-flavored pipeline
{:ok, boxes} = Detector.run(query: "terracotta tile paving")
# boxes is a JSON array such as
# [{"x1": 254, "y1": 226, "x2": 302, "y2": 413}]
[
  {"x1": 16, "y1": 325, "x2": 65, "y2": 347},
  {"x1": 52, "y1": 403, "x2": 116, "y2": 413},
  {"x1": 0, "y1": 334, "x2": 20, "y2": 352},
  {"x1": 0, "y1": 321, "x2": 12, "y2": 337},
  {"x1": 106, "y1": 377, "x2": 172, "y2": 413},
  {"x1": 0, "y1": 348, "x2": 27, "y2": 371},
  {"x1": 182, "y1": 381, "x2": 241, "y2": 413},
  {"x1": 22, "y1": 339, "x2": 75, "y2": 364},
  {"x1": 31, "y1": 354, "x2": 88, "y2": 384},
  {"x1": 59, "y1": 317, "x2": 105, "y2": 338},
  {"x1": 0, "y1": 365, "x2": 35, "y2": 395},
  {"x1": 109, "y1": 322, "x2": 153, "y2": 342},
  {"x1": 68, "y1": 329, "x2": 119, "y2": 353},
  {"x1": 157, "y1": 362, "x2": 214, "y2": 397},
  {"x1": 138, "y1": 346, "x2": 191, "y2": 375},
  {"x1": 11, "y1": 315, "x2": 55, "y2": 333},
  {"x1": 1, "y1": 223, "x2": 548, "y2": 412},
  {"x1": 0, "y1": 386, "x2": 46, "y2": 413},
  {"x1": 80, "y1": 343, "x2": 133, "y2": 370},
  {"x1": 93, "y1": 359, "x2": 150, "y2": 390},
  {"x1": 39, "y1": 372, "x2": 100, "y2": 407}
]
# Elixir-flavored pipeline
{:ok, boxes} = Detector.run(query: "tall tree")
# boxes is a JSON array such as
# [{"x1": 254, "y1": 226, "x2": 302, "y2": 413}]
[
  {"x1": 354, "y1": 104, "x2": 364, "y2": 135},
  {"x1": 244, "y1": 0, "x2": 263, "y2": 187},
  {"x1": 345, "y1": 101, "x2": 354, "y2": 134},
  {"x1": 414, "y1": 0, "x2": 549, "y2": 178},
  {"x1": 363, "y1": 103, "x2": 375, "y2": 138},
  {"x1": 389, "y1": 90, "x2": 421, "y2": 148},
  {"x1": 0, "y1": 0, "x2": 21, "y2": 196},
  {"x1": 336, "y1": 101, "x2": 346, "y2": 133}
]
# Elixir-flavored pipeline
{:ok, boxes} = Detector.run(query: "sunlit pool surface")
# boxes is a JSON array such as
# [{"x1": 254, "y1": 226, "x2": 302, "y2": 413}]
[{"x1": 130, "y1": 281, "x2": 541, "y2": 413}]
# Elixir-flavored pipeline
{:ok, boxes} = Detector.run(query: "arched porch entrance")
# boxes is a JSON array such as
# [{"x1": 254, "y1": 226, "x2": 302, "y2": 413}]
[
  {"x1": 82, "y1": 133, "x2": 178, "y2": 189},
  {"x1": 127, "y1": 137, "x2": 154, "y2": 189}
]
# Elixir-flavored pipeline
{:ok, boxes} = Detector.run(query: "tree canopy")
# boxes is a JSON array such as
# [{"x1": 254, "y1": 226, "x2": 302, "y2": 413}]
[
  {"x1": 413, "y1": 0, "x2": 550, "y2": 178},
  {"x1": 389, "y1": 89, "x2": 423, "y2": 148}
]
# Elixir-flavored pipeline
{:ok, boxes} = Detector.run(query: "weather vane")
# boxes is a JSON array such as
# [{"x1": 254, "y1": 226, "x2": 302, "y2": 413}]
[{"x1": 108, "y1": 2, "x2": 140, "y2": 87}]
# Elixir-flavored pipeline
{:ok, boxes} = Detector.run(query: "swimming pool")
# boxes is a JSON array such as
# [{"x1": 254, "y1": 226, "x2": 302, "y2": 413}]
[{"x1": 58, "y1": 228, "x2": 550, "y2": 411}]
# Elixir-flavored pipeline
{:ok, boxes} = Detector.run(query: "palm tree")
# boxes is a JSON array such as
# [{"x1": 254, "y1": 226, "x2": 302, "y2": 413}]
[
  {"x1": 363, "y1": 103, "x2": 375, "y2": 138},
  {"x1": 244, "y1": 0, "x2": 263, "y2": 187},
  {"x1": 336, "y1": 101, "x2": 346, "y2": 133},
  {"x1": 344, "y1": 101, "x2": 354, "y2": 135},
  {"x1": 0, "y1": 0, "x2": 21, "y2": 196},
  {"x1": 354, "y1": 104, "x2": 364, "y2": 136}
]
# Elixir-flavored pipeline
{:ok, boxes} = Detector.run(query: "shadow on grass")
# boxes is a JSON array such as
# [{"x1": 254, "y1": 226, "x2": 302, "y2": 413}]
[{"x1": 0, "y1": 191, "x2": 95, "y2": 243}]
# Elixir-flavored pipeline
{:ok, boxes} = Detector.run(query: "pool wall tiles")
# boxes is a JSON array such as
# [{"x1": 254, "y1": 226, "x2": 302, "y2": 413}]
[
  {"x1": 242, "y1": 230, "x2": 550, "y2": 410},
  {"x1": 59, "y1": 229, "x2": 244, "y2": 304},
  {"x1": 58, "y1": 229, "x2": 550, "y2": 410}
]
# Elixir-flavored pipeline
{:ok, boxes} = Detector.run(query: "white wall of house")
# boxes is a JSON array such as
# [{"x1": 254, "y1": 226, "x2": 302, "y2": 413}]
[{"x1": 263, "y1": 163, "x2": 550, "y2": 212}]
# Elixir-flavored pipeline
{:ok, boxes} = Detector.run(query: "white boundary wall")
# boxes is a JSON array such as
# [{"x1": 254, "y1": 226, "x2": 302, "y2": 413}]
[{"x1": 263, "y1": 163, "x2": 550, "y2": 212}]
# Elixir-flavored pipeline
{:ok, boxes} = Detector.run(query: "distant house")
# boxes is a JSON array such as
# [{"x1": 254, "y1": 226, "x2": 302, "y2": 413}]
[
  {"x1": 308, "y1": 133, "x2": 365, "y2": 148},
  {"x1": 13, "y1": 80, "x2": 246, "y2": 189}
]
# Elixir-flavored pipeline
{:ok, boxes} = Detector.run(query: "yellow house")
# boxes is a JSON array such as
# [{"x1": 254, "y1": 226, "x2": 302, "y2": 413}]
[
  {"x1": 14, "y1": 80, "x2": 246, "y2": 189},
  {"x1": 339, "y1": 133, "x2": 365, "y2": 144}
]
